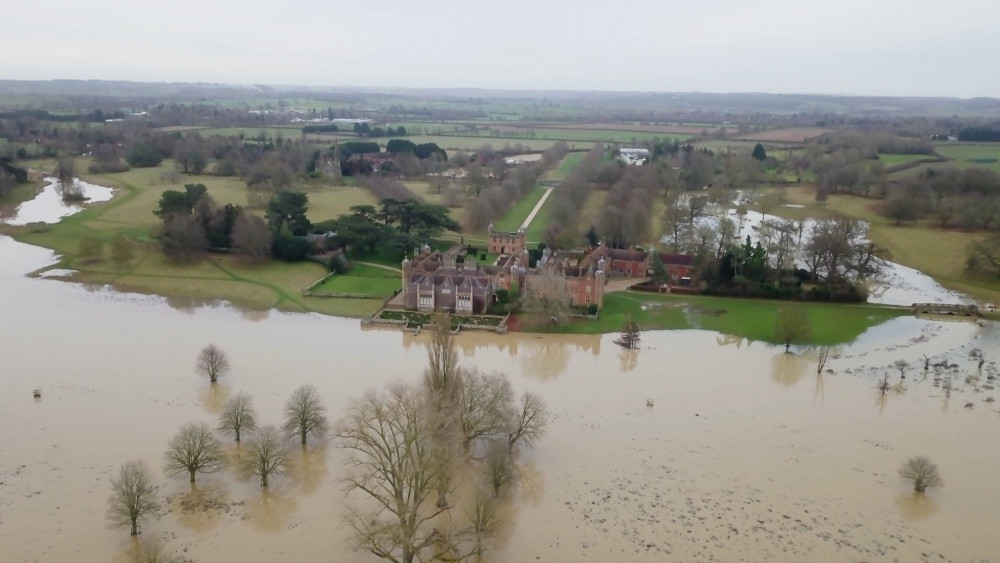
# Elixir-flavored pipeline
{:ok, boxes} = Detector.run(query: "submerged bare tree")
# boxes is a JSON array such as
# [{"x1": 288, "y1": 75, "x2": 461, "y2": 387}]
[
  {"x1": 614, "y1": 314, "x2": 641, "y2": 350},
  {"x1": 246, "y1": 426, "x2": 287, "y2": 487},
  {"x1": 816, "y1": 346, "x2": 831, "y2": 374},
  {"x1": 423, "y1": 313, "x2": 463, "y2": 508},
  {"x1": 893, "y1": 359, "x2": 911, "y2": 380},
  {"x1": 339, "y1": 384, "x2": 449, "y2": 563},
  {"x1": 459, "y1": 369, "x2": 514, "y2": 450},
  {"x1": 164, "y1": 422, "x2": 224, "y2": 483},
  {"x1": 506, "y1": 392, "x2": 549, "y2": 453},
  {"x1": 283, "y1": 385, "x2": 328, "y2": 445},
  {"x1": 775, "y1": 307, "x2": 812, "y2": 353},
  {"x1": 878, "y1": 373, "x2": 891, "y2": 395},
  {"x1": 424, "y1": 313, "x2": 462, "y2": 403},
  {"x1": 218, "y1": 392, "x2": 257, "y2": 443},
  {"x1": 486, "y1": 442, "x2": 515, "y2": 497},
  {"x1": 899, "y1": 456, "x2": 943, "y2": 493},
  {"x1": 108, "y1": 460, "x2": 159, "y2": 536},
  {"x1": 196, "y1": 344, "x2": 230, "y2": 384}
]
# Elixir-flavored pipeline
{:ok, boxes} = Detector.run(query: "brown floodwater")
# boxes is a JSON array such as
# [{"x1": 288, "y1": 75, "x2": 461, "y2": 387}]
[{"x1": 1, "y1": 235, "x2": 999, "y2": 562}]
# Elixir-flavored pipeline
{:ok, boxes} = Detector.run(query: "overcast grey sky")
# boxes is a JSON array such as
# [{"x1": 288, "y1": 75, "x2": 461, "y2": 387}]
[{"x1": 5, "y1": 0, "x2": 999, "y2": 97}]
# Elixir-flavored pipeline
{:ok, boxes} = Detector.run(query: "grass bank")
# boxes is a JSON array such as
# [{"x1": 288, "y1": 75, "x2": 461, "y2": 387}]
[
  {"x1": 0, "y1": 164, "x2": 382, "y2": 318},
  {"x1": 540, "y1": 291, "x2": 907, "y2": 344}
]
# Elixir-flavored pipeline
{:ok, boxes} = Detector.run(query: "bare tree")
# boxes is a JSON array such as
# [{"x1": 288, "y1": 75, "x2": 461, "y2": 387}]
[
  {"x1": 196, "y1": 344, "x2": 230, "y2": 384},
  {"x1": 218, "y1": 392, "x2": 257, "y2": 443},
  {"x1": 614, "y1": 314, "x2": 641, "y2": 350},
  {"x1": 893, "y1": 359, "x2": 911, "y2": 380},
  {"x1": 424, "y1": 313, "x2": 462, "y2": 403},
  {"x1": 506, "y1": 392, "x2": 549, "y2": 453},
  {"x1": 339, "y1": 384, "x2": 449, "y2": 563},
  {"x1": 520, "y1": 270, "x2": 572, "y2": 326},
  {"x1": 108, "y1": 460, "x2": 159, "y2": 536},
  {"x1": 161, "y1": 214, "x2": 207, "y2": 262},
  {"x1": 459, "y1": 369, "x2": 514, "y2": 450},
  {"x1": 231, "y1": 211, "x2": 273, "y2": 261},
  {"x1": 878, "y1": 373, "x2": 891, "y2": 395},
  {"x1": 816, "y1": 346, "x2": 831, "y2": 374},
  {"x1": 284, "y1": 385, "x2": 328, "y2": 445},
  {"x1": 246, "y1": 426, "x2": 287, "y2": 487},
  {"x1": 775, "y1": 307, "x2": 812, "y2": 353},
  {"x1": 486, "y1": 442, "x2": 515, "y2": 497},
  {"x1": 423, "y1": 313, "x2": 462, "y2": 509},
  {"x1": 164, "y1": 422, "x2": 224, "y2": 483},
  {"x1": 899, "y1": 456, "x2": 943, "y2": 493}
]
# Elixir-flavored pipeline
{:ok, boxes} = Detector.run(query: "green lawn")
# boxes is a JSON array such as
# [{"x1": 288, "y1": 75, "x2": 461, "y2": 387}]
[
  {"x1": 311, "y1": 264, "x2": 400, "y2": 297},
  {"x1": 550, "y1": 291, "x2": 907, "y2": 344},
  {"x1": 522, "y1": 190, "x2": 555, "y2": 243},
  {"x1": 546, "y1": 153, "x2": 585, "y2": 181},
  {"x1": 494, "y1": 187, "x2": 547, "y2": 232},
  {"x1": 935, "y1": 143, "x2": 1000, "y2": 173}
]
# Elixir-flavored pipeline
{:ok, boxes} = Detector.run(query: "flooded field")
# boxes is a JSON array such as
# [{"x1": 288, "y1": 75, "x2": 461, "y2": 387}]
[
  {"x1": 0, "y1": 177, "x2": 115, "y2": 226},
  {"x1": 2, "y1": 234, "x2": 1000, "y2": 562}
]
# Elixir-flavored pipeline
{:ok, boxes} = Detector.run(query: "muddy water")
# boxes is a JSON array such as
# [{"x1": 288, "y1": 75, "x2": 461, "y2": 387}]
[
  {"x1": 2, "y1": 235, "x2": 1000, "y2": 562},
  {"x1": 0, "y1": 177, "x2": 115, "y2": 226}
]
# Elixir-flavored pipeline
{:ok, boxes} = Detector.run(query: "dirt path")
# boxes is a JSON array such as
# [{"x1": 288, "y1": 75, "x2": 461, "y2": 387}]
[
  {"x1": 355, "y1": 261, "x2": 401, "y2": 273},
  {"x1": 605, "y1": 277, "x2": 648, "y2": 292},
  {"x1": 519, "y1": 187, "x2": 554, "y2": 231}
]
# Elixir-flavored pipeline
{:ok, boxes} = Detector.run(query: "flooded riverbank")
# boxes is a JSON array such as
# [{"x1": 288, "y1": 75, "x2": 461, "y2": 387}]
[
  {"x1": 0, "y1": 177, "x2": 114, "y2": 226},
  {"x1": 1, "y1": 235, "x2": 999, "y2": 562}
]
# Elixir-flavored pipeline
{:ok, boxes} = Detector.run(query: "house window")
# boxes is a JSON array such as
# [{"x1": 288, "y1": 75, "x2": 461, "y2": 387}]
[
  {"x1": 586, "y1": 286, "x2": 591, "y2": 293},
  {"x1": 585, "y1": 295, "x2": 591, "y2": 304},
  {"x1": 419, "y1": 295, "x2": 433, "y2": 307},
  {"x1": 458, "y1": 295, "x2": 471, "y2": 309}
]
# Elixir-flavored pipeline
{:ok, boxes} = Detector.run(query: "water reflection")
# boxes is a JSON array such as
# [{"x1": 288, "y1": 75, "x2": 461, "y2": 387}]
[
  {"x1": 199, "y1": 383, "x2": 232, "y2": 414},
  {"x1": 618, "y1": 348, "x2": 638, "y2": 373},
  {"x1": 770, "y1": 352, "x2": 809, "y2": 387},
  {"x1": 716, "y1": 334, "x2": 748, "y2": 349},
  {"x1": 246, "y1": 486, "x2": 299, "y2": 533},
  {"x1": 288, "y1": 444, "x2": 329, "y2": 495},
  {"x1": 895, "y1": 491, "x2": 939, "y2": 520},
  {"x1": 169, "y1": 481, "x2": 230, "y2": 531}
]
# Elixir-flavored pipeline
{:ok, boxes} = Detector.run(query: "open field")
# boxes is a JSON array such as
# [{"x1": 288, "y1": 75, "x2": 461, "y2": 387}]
[
  {"x1": 544, "y1": 291, "x2": 906, "y2": 344},
  {"x1": 546, "y1": 152, "x2": 584, "y2": 181},
  {"x1": 878, "y1": 153, "x2": 937, "y2": 167},
  {"x1": 483, "y1": 126, "x2": 691, "y2": 144},
  {"x1": 300, "y1": 184, "x2": 378, "y2": 222},
  {"x1": 194, "y1": 126, "x2": 306, "y2": 138},
  {"x1": 778, "y1": 186, "x2": 1000, "y2": 304},
  {"x1": 532, "y1": 122, "x2": 729, "y2": 135},
  {"x1": 735, "y1": 128, "x2": 829, "y2": 143},
  {"x1": 402, "y1": 135, "x2": 594, "y2": 152},
  {"x1": 935, "y1": 143, "x2": 1000, "y2": 173}
]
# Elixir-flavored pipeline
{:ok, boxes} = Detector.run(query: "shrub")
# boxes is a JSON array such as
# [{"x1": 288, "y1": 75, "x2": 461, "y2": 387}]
[
  {"x1": 272, "y1": 235, "x2": 310, "y2": 262},
  {"x1": 125, "y1": 143, "x2": 162, "y2": 168},
  {"x1": 88, "y1": 161, "x2": 131, "y2": 174},
  {"x1": 586, "y1": 304, "x2": 599, "y2": 316}
]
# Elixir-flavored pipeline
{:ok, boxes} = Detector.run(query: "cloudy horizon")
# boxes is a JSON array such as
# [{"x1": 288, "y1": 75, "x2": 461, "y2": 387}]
[{"x1": 5, "y1": 0, "x2": 999, "y2": 99}]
